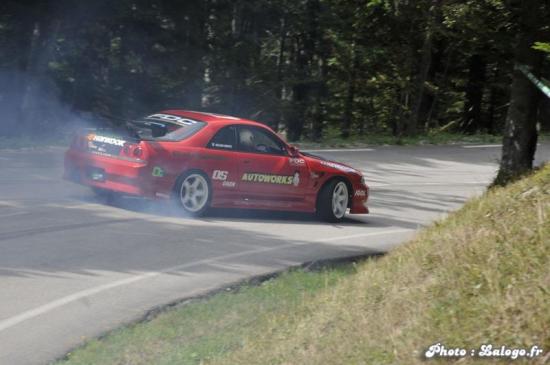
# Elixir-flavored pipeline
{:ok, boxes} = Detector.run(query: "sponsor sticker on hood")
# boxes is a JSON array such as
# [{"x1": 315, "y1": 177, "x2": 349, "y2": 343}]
[{"x1": 320, "y1": 160, "x2": 356, "y2": 173}]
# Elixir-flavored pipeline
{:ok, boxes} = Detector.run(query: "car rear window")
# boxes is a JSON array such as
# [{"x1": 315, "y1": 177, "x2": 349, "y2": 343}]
[{"x1": 129, "y1": 114, "x2": 206, "y2": 141}]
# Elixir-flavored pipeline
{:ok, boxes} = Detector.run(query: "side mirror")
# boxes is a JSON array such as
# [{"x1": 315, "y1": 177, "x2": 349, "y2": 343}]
[{"x1": 288, "y1": 145, "x2": 300, "y2": 157}]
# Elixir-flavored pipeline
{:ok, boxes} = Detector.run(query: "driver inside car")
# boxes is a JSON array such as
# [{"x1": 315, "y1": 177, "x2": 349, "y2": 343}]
[{"x1": 239, "y1": 128, "x2": 267, "y2": 153}]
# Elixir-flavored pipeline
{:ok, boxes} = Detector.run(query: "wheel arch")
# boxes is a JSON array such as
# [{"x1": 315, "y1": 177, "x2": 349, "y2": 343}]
[
  {"x1": 171, "y1": 168, "x2": 214, "y2": 213},
  {"x1": 316, "y1": 175, "x2": 353, "y2": 209},
  {"x1": 172, "y1": 167, "x2": 210, "y2": 195}
]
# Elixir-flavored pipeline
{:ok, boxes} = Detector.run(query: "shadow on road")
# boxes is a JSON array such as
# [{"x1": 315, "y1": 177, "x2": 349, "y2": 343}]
[
  {"x1": 69, "y1": 191, "x2": 425, "y2": 230},
  {"x1": 0, "y1": 204, "x2": 385, "y2": 278}
]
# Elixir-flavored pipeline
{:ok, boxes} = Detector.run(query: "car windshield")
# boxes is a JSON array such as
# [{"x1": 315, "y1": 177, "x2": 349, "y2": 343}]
[{"x1": 128, "y1": 114, "x2": 206, "y2": 141}]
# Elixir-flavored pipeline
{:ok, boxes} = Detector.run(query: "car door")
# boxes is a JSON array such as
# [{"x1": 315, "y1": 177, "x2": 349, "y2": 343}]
[
  {"x1": 204, "y1": 125, "x2": 242, "y2": 204},
  {"x1": 234, "y1": 125, "x2": 309, "y2": 208}
]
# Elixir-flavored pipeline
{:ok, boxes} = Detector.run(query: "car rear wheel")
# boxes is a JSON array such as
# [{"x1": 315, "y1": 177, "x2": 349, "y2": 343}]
[
  {"x1": 175, "y1": 171, "x2": 211, "y2": 216},
  {"x1": 317, "y1": 179, "x2": 349, "y2": 222},
  {"x1": 91, "y1": 187, "x2": 119, "y2": 203}
]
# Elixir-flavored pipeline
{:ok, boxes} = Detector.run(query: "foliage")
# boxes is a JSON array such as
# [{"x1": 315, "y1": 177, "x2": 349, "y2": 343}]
[{"x1": 0, "y1": 0, "x2": 549, "y2": 141}]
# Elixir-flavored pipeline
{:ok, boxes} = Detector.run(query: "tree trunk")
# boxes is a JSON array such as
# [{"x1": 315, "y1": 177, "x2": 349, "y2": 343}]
[
  {"x1": 287, "y1": 0, "x2": 319, "y2": 141},
  {"x1": 494, "y1": 36, "x2": 543, "y2": 184},
  {"x1": 341, "y1": 40, "x2": 358, "y2": 139},
  {"x1": 311, "y1": 54, "x2": 327, "y2": 141},
  {"x1": 461, "y1": 54, "x2": 487, "y2": 134},
  {"x1": 288, "y1": 37, "x2": 308, "y2": 142},
  {"x1": 408, "y1": 0, "x2": 441, "y2": 136},
  {"x1": 273, "y1": 16, "x2": 287, "y2": 131},
  {"x1": 408, "y1": 32, "x2": 432, "y2": 136},
  {"x1": 427, "y1": 44, "x2": 455, "y2": 128}
]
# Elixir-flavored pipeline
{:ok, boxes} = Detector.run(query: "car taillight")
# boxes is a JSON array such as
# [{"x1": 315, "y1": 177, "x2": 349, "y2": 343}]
[{"x1": 120, "y1": 143, "x2": 145, "y2": 161}]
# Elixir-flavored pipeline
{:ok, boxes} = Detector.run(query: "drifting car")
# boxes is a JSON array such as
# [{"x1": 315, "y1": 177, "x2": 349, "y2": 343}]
[{"x1": 64, "y1": 110, "x2": 369, "y2": 222}]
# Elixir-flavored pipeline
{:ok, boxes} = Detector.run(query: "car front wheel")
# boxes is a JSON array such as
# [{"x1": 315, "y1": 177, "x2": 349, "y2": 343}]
[
  {"x1": 317, "y1": 179, "x2": 349, "y2": 222},
  {"x1": 175, "y1": 171, "x2": 211, "y2": 216}
]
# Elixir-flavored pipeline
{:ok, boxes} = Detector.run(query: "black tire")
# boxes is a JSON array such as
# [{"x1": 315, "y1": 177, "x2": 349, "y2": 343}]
[
  {"x1": 316, "y1": 179, "x2": 350, "y2": 223},
  {"x1": 91, "y1": 187, "x2": 119, "y2": 203},
  {"x1": 173, "y1": 170, "x2": 212, "y2": 217}
]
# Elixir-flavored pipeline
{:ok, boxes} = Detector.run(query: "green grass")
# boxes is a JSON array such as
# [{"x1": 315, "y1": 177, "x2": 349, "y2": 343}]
[
  {"x1": 295, "y1": 127, "x2": 505, "y2": 149},
  {"x1": 59, "y1": 164, "x2": 549, "y2": 365},
  {"x1": 296, "y1": 128, "x2": 550, "y2": 149},
  {"x1": 57, "y1": 266, "x2": 357, "y2": 365}
]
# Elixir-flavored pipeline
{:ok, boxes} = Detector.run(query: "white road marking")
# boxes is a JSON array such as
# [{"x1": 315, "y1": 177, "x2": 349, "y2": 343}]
[
  {"x1": 462, "y1": 144, "x2": 501, "y2": 149},
  {"x1": 370, "y1": 181, "x2": 489, "y2": 187},
  {"x1": 0, "y1": 211, "x2": 30, "y2": 219},
  {"x1": 303, "y1": 148, "x2": 375, "y2": 153},
  {"x1": 319, "y1": 229, "x2": 412, "y2": 242},
  {"x1": 462, "y1": 143, "x2": 542, "y2": 149},
  {"x1": 0, "y1": 228, "x2": 412, "y2": 333}
]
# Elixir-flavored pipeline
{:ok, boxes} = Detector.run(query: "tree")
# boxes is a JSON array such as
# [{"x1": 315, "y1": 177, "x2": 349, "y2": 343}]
[
  {"x1": 1, "y1": 0, "x2": 548, "y2": 147},
  {"x1": 494, "y1": 0, "x2": 549, "y2": 185}
]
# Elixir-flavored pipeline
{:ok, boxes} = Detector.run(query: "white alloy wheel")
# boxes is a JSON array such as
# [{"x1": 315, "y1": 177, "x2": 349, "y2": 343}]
[
  {"x1": 332, "y1": 181, "x2": 349, "y2": 219},
  {"x1": 179, "y1": 173, "x2": 209, "y2": 213}
]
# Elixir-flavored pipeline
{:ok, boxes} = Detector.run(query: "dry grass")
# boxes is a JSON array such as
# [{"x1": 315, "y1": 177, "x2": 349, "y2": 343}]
[
  {"x1": 209, "y1": 165, "x2": 550, "y2": 365},
  {"x1": 59, "y1": 165, "x2": 550, "y2": 365}
]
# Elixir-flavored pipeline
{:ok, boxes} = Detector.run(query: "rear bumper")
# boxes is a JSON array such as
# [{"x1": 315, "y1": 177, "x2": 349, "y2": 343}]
[{"x1": 64, "y1": 150, "x2": 154, "y2": 197}]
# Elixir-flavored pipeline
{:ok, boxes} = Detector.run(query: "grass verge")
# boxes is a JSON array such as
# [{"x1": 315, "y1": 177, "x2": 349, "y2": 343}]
[
  {"x1": 59, "y1": 165, "x2": 549, "y2": 365},
  {"x1": 296, "y1": 130, "x2": 550, "y2": 149}
]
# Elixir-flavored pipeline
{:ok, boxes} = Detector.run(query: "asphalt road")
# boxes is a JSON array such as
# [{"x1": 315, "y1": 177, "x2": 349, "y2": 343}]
[{"x1": 0, "y1": 143, "x2": 548, "y2": 365}]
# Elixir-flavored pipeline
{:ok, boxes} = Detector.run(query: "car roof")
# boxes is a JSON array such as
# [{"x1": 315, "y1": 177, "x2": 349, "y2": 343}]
[{"x1": 160, "y1": 109, "x2": 263, "y2": 127}]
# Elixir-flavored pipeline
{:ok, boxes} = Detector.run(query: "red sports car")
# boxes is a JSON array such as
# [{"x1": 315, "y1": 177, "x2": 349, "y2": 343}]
[{"x1": 64, "y1": 110, "x2": 369, "y2": 222}]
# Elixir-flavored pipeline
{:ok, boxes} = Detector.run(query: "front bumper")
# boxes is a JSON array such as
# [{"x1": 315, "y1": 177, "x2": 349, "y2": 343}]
[{"x1": 350, "y1": 184, "x2": 369, "y2": 214}]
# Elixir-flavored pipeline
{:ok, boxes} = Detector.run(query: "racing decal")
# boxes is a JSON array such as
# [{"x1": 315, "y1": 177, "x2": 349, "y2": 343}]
[
  {"x1": 241, "y1": 172, "x2": 300, "y2": 186},
  {"x1": 87, "y1": 134, "x2": 126, "y2": 147},
  {"x1": 212, "y1": 170, "x2": 228, "y2": 181},
  {"x1": 222, "y1": 181, "x2": 236, "y2": 188},
  {"x1": 320, "y1": 160, "x2": 355, "y2": 173},
  {"x1": 293, "y1": 172, "x2": 300, "y2": 187},
  {"x1": 211, "y1": 143, "x2": 233, "y2": 149},
  {"x1": 152, "y1": 166, "x2": 165, "y2": 177},
  {"x1": 355, "y1": 190, "x2": 367, "y2": 197},
  {"x1": 146, "y1": 114, "x2": 199, "y2": 125},
  {"x1": 289, "y1": 158, "x2": 305, "y2": 166}
]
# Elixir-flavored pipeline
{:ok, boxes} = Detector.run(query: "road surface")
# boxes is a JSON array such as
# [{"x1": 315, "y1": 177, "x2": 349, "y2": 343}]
[{"x1": 0, "y1": 143, "x2": 548, "y2": 364}]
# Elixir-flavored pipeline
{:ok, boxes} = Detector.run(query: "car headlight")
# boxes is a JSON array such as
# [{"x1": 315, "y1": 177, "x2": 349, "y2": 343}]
[{"x1": 360, "y1": 176, "x2": 366, "y2": 186}]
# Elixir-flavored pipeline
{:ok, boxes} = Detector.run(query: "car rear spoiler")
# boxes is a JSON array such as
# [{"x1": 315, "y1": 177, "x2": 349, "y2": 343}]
[{"x1": 77, "y1": 126, "x2": 141, "y2": 143}]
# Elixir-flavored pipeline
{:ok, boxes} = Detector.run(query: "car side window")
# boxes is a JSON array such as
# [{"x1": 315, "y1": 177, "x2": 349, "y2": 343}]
[
  {"x1": 208, "y1": 126, "x2": 237, "y2": 150},
  {"x1": 237, "y1": 126, "x2": 287, "y2": 155}
]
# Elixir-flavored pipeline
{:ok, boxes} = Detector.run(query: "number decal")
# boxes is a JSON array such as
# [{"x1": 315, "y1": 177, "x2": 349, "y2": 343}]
[{"x1": 212, "y1": 170, "x2": 228, "y2": 181}]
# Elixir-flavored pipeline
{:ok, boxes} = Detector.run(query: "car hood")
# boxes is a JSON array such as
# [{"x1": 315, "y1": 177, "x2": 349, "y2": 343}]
[{"x1": 301, "y1": 151, "x2": 362, "y2": 176}]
